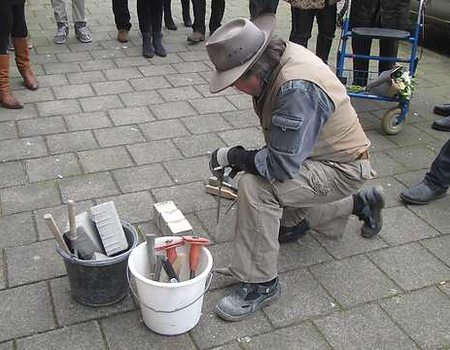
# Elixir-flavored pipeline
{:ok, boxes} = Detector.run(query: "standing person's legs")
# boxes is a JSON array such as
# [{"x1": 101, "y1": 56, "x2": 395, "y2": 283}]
[
  {"x1": 150, "y1": 0, "x2": 167, "y2": 57},
  {"x1": 209, "y1": 0, "x2": 225, "y2": 35},
  {"x1": 51, "y1": 0, "x2": 69, "y2": 26},
  {"x1": 288, "y1": 7, "x2": 314, "y2": 48},
  {"x1": 188, "y1": 0, "x2": 206, "y2": 42},
  {"x1": 0, "y1": 4, "x2": 13, "y2": 54},
  {"x1": 378, "y1": 39, "x2": 398, "y2": 73},
  {"x1": 249, "y1": 0, "x2": 279, "y2": 19},
  {"x1": 315, "y1": 3, "x2": 337, "y2": 64},
  {"x1": 112, "y1": 0, "x2": 131, "y2": 32},
  {"x1": 426, "y1": 138, "x2": 450, "y2": 189},
  {"x1": 351, "y1": 37, "x2": 372, "y2": 86},
  {"x1": 72, "y1": 0, "x2": 92, "y2": 42},
  {"x1": 137, "y1": 0, "x2": 155, "y2": 57}
]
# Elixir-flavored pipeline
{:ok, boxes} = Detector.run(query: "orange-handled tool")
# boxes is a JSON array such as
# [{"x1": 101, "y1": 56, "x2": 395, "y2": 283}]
[
  {"x1": 183, "y1": 236, "x2": 210, "y2": 279},
  {"x1": 155, "y1": 238, "x2": 183, "y2": 265}
]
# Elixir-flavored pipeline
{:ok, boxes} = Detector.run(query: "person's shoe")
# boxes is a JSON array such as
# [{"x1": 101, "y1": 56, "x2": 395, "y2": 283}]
[
  {"x1": 0, "y1": 54, "x2": 23, "y2": 109},
  {"x1": 187, "y1": 31, "x2": 205, "y2": 43},
  {"x1": 12, "y1": 38, "x2": 39, "y2": 91},
  {"x1": 432, "y1": 116, "x2": 450, "y2": 132},
  {"x1": 152, "y1": 32, "x2": 167, "y2": 57},
  {"x1": 53, "y1": 23, "x2": 69, "y2": 44},
  {"x1": 278, "y1": 219, "x2": 310, "y2": 244},
  {"x1": 181, "y1": 0, "x2": 192, "y2": 27},
  {"x1": 216, "y1": 278, "x2": 280, "y2": 322},
  {"x1": 163, "y1": 0, "x2": 178, "y2": 31},
  {"x1": 142, "y1": 32, "x2": 154, "y2": 58},
  {"x1": 75, "y1": 23, "x2": 92, "y2": 43},
  {"x1": 117, "y1": 30, "x2": 129, "y2": 43},
  {"x1": 433, "y1": 104, "x2": 450, "y2": 117},
  {"x1": 354, "y1": 186, "x2": 386, "y2": 238},
  {"x1": 400, "y1": 180, "x2": 447, "y2": 205}
]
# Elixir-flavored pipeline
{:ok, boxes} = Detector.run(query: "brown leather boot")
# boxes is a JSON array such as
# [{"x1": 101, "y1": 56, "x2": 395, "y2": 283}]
[
  {"x1": 0, "y1": 54, "x2": 23, "y2": 109},
  {"x1": 12, "y1": 37, "x2": 39, "y2": 91}
]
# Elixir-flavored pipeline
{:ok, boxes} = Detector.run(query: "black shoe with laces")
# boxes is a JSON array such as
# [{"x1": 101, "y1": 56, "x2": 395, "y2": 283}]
[
  {"x1": 354, "y1": 186, "x2": 386, "y2": 238},
  {"x1": 216, "y1": 278, "x2": 280, "y2": 322}
]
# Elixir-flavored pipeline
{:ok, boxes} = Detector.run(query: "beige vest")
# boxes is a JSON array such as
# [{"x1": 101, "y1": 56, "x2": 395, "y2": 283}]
[{"x1": 253, "y1": 42, "x2": 370, "y2": 163}]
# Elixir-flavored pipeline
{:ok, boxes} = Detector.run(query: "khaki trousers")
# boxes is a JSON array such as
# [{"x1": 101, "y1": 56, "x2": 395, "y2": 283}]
[
  {"x1": 51, "y1": 0, "x2": 85, "y2": 24},
  {"x1": 229, "y1": 158, "x2": 374, "y2": 283}
]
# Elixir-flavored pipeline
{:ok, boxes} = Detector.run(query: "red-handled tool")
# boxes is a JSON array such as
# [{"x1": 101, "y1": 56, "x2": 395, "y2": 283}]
[
  {"x1": 155, "y1": 238, "x2": 183, "y2": 265},
  {"x1": 183, "y1": 236, "x2": 210, "y2": 279}
]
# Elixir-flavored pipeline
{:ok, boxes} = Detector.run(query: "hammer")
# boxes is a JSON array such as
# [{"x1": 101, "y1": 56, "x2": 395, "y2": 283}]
[{"x1": 183, "y1": 236, "x2": 210, "y2": 279}]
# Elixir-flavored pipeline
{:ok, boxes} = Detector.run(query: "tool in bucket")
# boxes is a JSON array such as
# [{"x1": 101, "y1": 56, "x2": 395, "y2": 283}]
[
  {"x1": 67, "y1": 200, "x2": 79, "y2": 258},
  {"x1": 44, "y1": 214, "x2": 71, "y2": 255},
  {"x1": 161, "y1": 257, "x2": 179, "y2": 282},
  {"x1": 183, "y1": 236, "x2": 210, "y2": 279},
  {"x1": 155, "y1": 237, "x2": 184, "y2": 265}
]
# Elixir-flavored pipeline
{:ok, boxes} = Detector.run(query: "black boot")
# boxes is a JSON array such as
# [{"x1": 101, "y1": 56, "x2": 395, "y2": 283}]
[
  {"x1": 152, "y1": 32, "x2": 167, "y2": 57},
  {"x1": 353, "y1": 186, "x2": 385, "y2": 238},
  {"x1": 142, "y1": 32, "x2": 154, "y2": 58},
  {"x1": 278, "y1": 219, "x2": 310, "y2": 244},
  {"x1": 400, "y1": 180, "x2": 447, "y2": 205},
  {"x1": 163, "y1": 0, "x2": 178, "y2": 30},
  {"x1": 181, "y1": 0, "x2": 192, "y2": 27}
]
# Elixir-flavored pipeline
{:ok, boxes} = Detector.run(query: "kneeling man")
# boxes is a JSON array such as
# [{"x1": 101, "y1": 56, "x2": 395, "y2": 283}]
[{"x1": 206, "y1": 14, "x2": 385, "y2": 322}]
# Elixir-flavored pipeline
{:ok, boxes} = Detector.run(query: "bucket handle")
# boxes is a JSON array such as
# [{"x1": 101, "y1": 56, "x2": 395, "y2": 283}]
[{"x1": 127, "y1": 266, "x2": 214, "y2": 314}]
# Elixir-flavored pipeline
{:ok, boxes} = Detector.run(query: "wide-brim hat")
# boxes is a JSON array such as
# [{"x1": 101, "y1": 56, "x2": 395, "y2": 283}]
[{"x1": 206, "y1": 14, "x2": 276, "y2": 93}]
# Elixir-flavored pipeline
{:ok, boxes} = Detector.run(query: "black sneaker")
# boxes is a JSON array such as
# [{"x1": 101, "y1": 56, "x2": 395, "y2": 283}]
[
  {"x1": 355, "y1": 186, "x2": 386, "y2": 238},
  {"x1": 216, "y1": 278, "x2": 280, "y2": 322},
  {"x1": 278, "y1": 219, "x2": 310, "y2": 243}
]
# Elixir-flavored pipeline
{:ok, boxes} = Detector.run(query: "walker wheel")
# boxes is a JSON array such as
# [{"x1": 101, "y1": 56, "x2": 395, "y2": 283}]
[{"x1": 381, "y1": 107, "x2": 406, "y2": 135}]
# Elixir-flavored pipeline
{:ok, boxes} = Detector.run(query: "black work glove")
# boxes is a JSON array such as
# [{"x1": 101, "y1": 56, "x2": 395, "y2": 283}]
[{"x1": 209, "y1": 147, "x2": 244, "y2": 179}]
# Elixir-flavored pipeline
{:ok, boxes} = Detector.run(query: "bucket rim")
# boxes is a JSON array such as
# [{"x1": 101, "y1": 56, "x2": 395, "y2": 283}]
[
  {"x1": 56, "y1": 220, "x2": 139, "y2": 266},
  {"x1": 128, "y1": 238, "x2": 213, "y2": 288}
]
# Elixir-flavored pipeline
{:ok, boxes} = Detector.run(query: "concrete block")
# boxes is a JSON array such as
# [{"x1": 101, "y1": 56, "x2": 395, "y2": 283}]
[
  {"x1": 37, "y1": 99, "x2": 81, "y2": 117},
  {"x1": 94, "y1": 126, "x2": 145, "y2": 147},
  {"x1": 47, "y1": 131, "x2": 98, "y2": 154},
  {"x1": 139, "y1": 119, "x2": 189, "y2": 141},
  {"x1": 165, "y1": 72, "x2": 207, "y2": 87},
  {"x1": 0, "y1": 137, "x2": 47, "y2": 162},
  {"x1": 53, "y1": 83, "x2": 95, "y2": 99},
  {"x1": 64, "y1": 111, "x2": 112, "y2": 131},
  {"x1": 92, "y1": 81, "x2": 133, "y2": 96},
  {"x1": 164, "y1": 156, "x2": 210, "y2": 184},
  {"x1": 0, "y1": 212, "x2": 36, "y2": 248},
  {"x1": 120, "y1": 90, "x2": 163, "y2": 107},
  {"x1": 127, "y1": 140, "x2": 182, "y2": 165},
  {"x1": 108, "y1": 107, "x2": 155, "y2": 126},
  {"x1": 158, "y1": 86, "x2": 202, "y2": 102},
  {"x1": 189, "y1": 97, "x2": 237, "y2": 114},
  {"x1": 150, "y1": 101, "x2": 197, "y2": 119},
  {"x1": 80, "y1": 95, "x2": 123, "y2": 112},
  {"x1": 154, "y1": 201, "x2": 192, "y2": 236},
  {"x1": 112, "y1": 164, "x2": 173, "y2": 193},
  {"x1": 173, "y1": 133, "x2": 226, "y2": 157},
  {"x1": 59, "y1": 172, "x2": 119, "y2": 202},
  {"x1": 78, "y1": 146, "x2": 133, "y2": 173},
  {"x1": 0, "y1": 161, "x2": 27, "y2": 188},
  {"x1": 26, "y1": 153, "x2": 82, "y2": 182}
]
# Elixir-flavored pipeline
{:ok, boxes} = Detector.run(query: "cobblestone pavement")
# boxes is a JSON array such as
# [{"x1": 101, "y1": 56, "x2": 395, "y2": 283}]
[{"x1": 1, "y1": 0, "x2": 450, "y2": 349}]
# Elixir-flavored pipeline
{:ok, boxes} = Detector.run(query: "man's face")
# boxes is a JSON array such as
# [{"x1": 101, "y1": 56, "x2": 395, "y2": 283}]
[{"x1": 234, "y1": 74, "x2": 262, "y2": 96}]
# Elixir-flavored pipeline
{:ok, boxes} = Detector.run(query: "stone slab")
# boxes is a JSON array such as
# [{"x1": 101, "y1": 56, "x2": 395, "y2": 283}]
[
  {"x1": 407, "y1": 195, "x2": 450, "y2": 234},
  {"x1": 0, "y1": 137, "x2": 47, "y2": 162},
  {"x1": 59, "y1": 172, "x2": 119, "y2": 202},
  {"x1": 112, "y1": 164, "x2": 173, "y2": 193},
  {"x1": 0, "y1": 161, "x2": 27, "y2": 188},
  {"x1": 0, "y1": 212, "x2": 37, "y2": 249},
  {"x1": 78, "y1": 146, "x2": 134, "y2": 173},
  {"x1": 139, "y1": 119, "x2": 190, "y2": 141},
  {"x1": 127, "y1": 140, "x2": 183, "y2": 165},
  {"x1": 164, "y1": 156, "x2": 210, "y2": 184},
  {"x1": 26, "y1": 153, "x2": 82, "y2": 182},
  {"x1": 46, "y1": 131, "x2": 99, "y2": 154},
  {"x1": 173, "y1": 133, "x2": 227, "y2": 157}
]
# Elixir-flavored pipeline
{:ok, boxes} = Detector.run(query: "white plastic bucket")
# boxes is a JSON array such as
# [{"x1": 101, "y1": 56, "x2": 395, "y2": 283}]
[{"x1": 128, "y1": 236, "x2": 213, "y2": 335}]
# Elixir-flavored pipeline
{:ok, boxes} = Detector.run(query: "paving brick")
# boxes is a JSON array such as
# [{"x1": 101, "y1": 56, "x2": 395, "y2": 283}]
[
  {"x1": 78, "y1": 58, "x2": 116, "y2": 71},
  {"x1": 407, "y1": 195, "x2": 450, "y2": 234},
  {"x1": 172, "y1": 61, "x2": 211, "y2": 73},
  {"x1": 0, "y1": 282, "x2": 55, "y2": 342},
  {"x1": 112, "y1": 164, "x2": 173, "y2": 192},
  {"x1": 114, "y1": 56, "x2": 151, "y2": 67},
  {"x1": 312, "y1": 217, "x2": 388, "y2": 259},
  {"x1": 127, "y1": 140, "x2": 182, "y2": 164},
  {"x1": 226, "y1": 94, "x2": 254, "y2": 110},
  {"x1": 315, "y1": 303, "x2": 417, "y2": 350},
  {"x1": 196, "y1": 207, "x2": 238, "y2": 243},
  {"x1": 47, "y1": 130, "x2": 98, "y2": 154},
  {"x1": 190, "y1": 97, "x2": 237, "y2": 114},
  {"x1": 194, "y1": 83, "x2": 238, "y2": 98},
  {"x1": 207, "y1": 242, "x2": 239, "y2": 290},
  {"x1": 92, "y1": 80, "x2": 134, "y2": 95},
  {"x1": 6, "y1": 239, "x2": 66, "y2": 286},
  {"x1": 0, "y1": 161, "x2": 26, "y2": 188},
  {"x1": 0, "y1": 121, "x2": 17, "y2": 140},
  {"x1": 221, "y1": 109, "x2": 260, "y2": 128},
  {"x1": 386, "y1": 145, "x2": 438, "y2": 171},
  {"x1": 59, "y1": 172, "x2": 119, "y2": 202},
  {"x1": 0, "y1": 212, "x2": 36, "y2": 249},
  {"x1": 421, "y1": 235, "x2": 450, "y2": 268},
  {"x1": 394, "y1": 169, "x2": 427, "y2": 188},
  {"x1": 18, "y1": 87, "x2": 54, "y2": 103},
  {"x1": 90, "y1": 49, "x2": 127, "y2": 60},
  {"x1": 104, "y1": 67, "x2": 143, "y2": 81},
  {"x1": 64, "y1": 111, "x2": 113, "y2": 131},
  {"x1": 67, "y1": 71, "x2": 107, "y2": 84},
  {"x1": 150, "y1": 100, "x2": 196, "y2": 119},
  {"x1": 18, "y1": 116, "x2": 67, "y2": 137},
  {"x1": 35, "y1": 73, "x2": 69, "y2": 88},
  {"x1": 365, "y1": 130, "x2": 399, "y2": 153},
  {"x1": 56, "y1": 51, "x2": 93, "y2": 62},
  {"x1": 0, "y1": 341, "x2": 12, "y2": 350},
  {"x1": 165, "y1": 72, "x2": 207, "y2": 87},
  {"x1": 1, "y1": 181, "x2": 60, "y2": 214},
  {"x1": 37, "y1": 99, "x2": 82, "y2": 116},
  {"x1": 219, "y1": 128, "x2": 264, "y2": 149},
  {"x1": 0, "y1": 104, "x2": 38, "y2": 122},
  {"x1": 173, "y1": 133, "x2": 226, "y2": 157},
  {"x1": 152, "y1": 182, "x2": 217, "y2": 213},
  {"x1": 164, "y1": 156, "x2": 209, "y2": 183},
  {"x1": 50, "y1": 277, "x2": 134, "y2": 326},
  {"x1": 377, "y1": 206, "x2": 439, "y2": 246},
  {"x1": 80, "y1": 95, "x2": 124, "y2": 112},
  {"x1": 157, "y1": 86, "x2": 202, "y2": 102},
  {"x1": 44, "y1": 62, "x2": 81, "y2": 74},
  {"x1": 108, "y1": 106, "x2": 155, "y2": 125},
  {"x1": 138, "y1": 64, "x2": 177, "y2": 77},
  {"x1": 386, "y1": 124, "x2": 436, "y2": 147},
  {"x1": 242, "y1": 322, "x2": 331, "y2": 350},
  {"x1": 94, "y1": 125, "x2": 145, "y2": 147},
  {"x1": 380, "y1": 287, "x2": 450, "y2": 350},
  {"x1": 95, "y1": 191, "x2": 154, "y2": 223},
  {"x1": 210, "y1": 342, "x2": 241, "y2": 350},
  {"x1": 190, "y1": 288, "x2": 272, "y2": 349},
  {"x1": 78, "y1": 146, "x2": 134, "y2": 173},
  {"x1": 178, "y1": 50, "x2": 209, "y2": 61},
  {"x1": 130, "y1": 76, "x2": 171, "y2": 91},
  {"x1": 364, "y1": 176, "x2": 406, "y2": 208},
  {"x1": 120, "y1": 90, "x2": 163, "y2": 107},
  {"x1": 182, "y1": 114, "x2": 232, "y2": 134},
  {"x1": 26, "y1": 153, "x2": 81, "y2": 182},
  {"x1": 101, "y1": 311, "x2": 195, "y2": 350},
  {"x1": 369, "y1": 242, "x2": 450, "y2": 290},
  {"x1": 35, "y1": 200, "x2": 94, "y2": 240},
  {"x1": 139, "y1": 119, "x2": 190, "y2": 141},
  {"x1": 54, "y1": 83, "x2": 95, "y2": 99},
  {"x1": 263, "y1": 269, "x2": 337, "y2": 327}
]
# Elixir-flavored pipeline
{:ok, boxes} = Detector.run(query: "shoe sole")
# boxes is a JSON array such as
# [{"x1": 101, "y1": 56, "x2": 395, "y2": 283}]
[
  {"x1": 53, "y1": 39, "x2": 67, "y2": 44},
  {"x1": 361, "y1": 186, "x2": 385, "y2": 239},
  {"x1": 215, "y1": 287, "x2": 281, "y2": 322},
  {"x1": 399, "y1": 192, "x2": 446, "y2": 205},
  {"x1": 431, "y1": 124, "x2": 450, "y2": 132},
  {"x1": 76, "y1": 35, "x2": 92, "y2": 43}
]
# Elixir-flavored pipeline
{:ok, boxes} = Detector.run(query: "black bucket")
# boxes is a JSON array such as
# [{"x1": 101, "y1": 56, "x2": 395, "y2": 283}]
[{"x1": 56, "y1": 220, "x2": 139, "y2": 307}]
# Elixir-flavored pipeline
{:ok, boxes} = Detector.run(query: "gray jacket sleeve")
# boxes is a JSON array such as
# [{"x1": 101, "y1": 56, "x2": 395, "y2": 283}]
[{"x1": 254, "y1": 79, "x2": 335, "y2": 181}]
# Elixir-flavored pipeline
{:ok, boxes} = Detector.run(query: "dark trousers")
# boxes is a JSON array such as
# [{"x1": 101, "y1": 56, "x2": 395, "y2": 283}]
[
  {"x1": 249, "y1": 0, "x2": 279, "y2": 19},
  {"x1": 0, "y1": 3, "x2": 27, "y2": 54},
  {"x1": 426, "y1": 138, "x2": 450, "y2": 190},
  {"x1": 289, "y1": 4, "x2": 337, "y2": 64},
  {"x1": 192, "y1": 0, "x2": 225, "y2": 35},
  {"x1": 112, "y1": 0, "x2": 131, "y2": 31},
  {"x1": 137, "y1": 0, "x2": 163, "y2": 33}
]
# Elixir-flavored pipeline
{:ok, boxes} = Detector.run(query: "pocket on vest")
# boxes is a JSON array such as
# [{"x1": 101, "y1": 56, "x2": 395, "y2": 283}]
[{"x1": 270, "y1": 115, "x2": 302, "y2": 155}]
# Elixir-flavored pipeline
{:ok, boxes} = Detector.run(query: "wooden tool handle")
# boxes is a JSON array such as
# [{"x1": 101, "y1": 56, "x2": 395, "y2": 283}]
[
  {"x1": 44, "y1": 214, "x2": 71, "y2": 255},
  {"x1": 67, "y1": 200, "x2": 77, "y2": 241}
]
